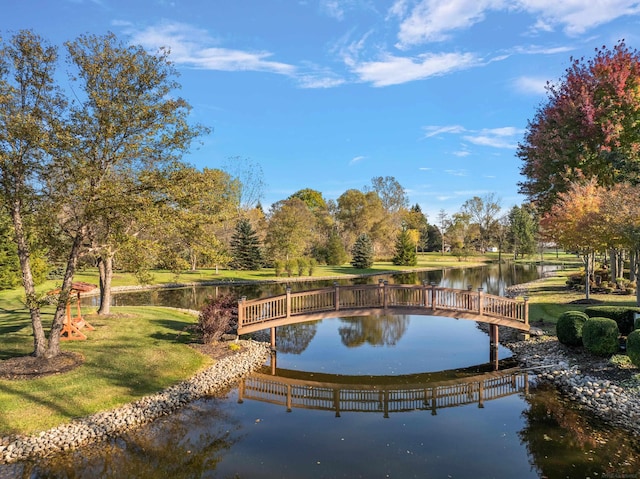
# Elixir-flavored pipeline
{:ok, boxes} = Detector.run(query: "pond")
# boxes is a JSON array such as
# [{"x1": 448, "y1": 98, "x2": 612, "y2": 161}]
[{"x1": 3, "y1": 263, "x2": 640, "y2": 478}]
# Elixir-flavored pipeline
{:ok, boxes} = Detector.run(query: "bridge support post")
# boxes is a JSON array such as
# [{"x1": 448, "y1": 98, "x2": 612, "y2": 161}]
[
  {"x1": 270, "y1": 327, "x2": 276, "y2": 351},
  {"x1": 489, "y1": 324, "x2": 499, "y2": 371}
]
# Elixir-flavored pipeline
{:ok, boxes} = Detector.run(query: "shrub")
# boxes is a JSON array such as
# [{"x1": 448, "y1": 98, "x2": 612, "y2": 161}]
[
  {"x1": 582, "y1": 317, "x2": 620, "y2": 356},
  {"x1": 556, "y1": 310, "x2": 588, "y2": 346},
  {"x1": 285, "y1": 259, "x2": 296, "y2": 277},
  {"x1": 307, "y1": 258, "x2": 317, "y2": 276},
  {"x1": 274, "y1": 260, "x2": 284, "y2": 277},
  {"x1": 296, "y1": 257, "x2": 308, "y2": 276},
  {"x1": 627, "y1": 330, "x2": 640, "y2": 367},
  {"x1": 584, "y1": 306, "x2": 640, "y2": 336},
  {"x1": 193, "y1": 293, "x2": 238, "y2": 343}
]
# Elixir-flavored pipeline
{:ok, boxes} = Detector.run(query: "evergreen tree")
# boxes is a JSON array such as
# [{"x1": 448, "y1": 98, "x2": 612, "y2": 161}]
[
  {"x1": 351, "y1": 233, "x2": 374, "y2": 269},
  {"x1": 230, "y1": 219, "x2": 263, "y2": 270},
  {"x1": 392, "y1": 227, "x2": 417, "y2": 266}
]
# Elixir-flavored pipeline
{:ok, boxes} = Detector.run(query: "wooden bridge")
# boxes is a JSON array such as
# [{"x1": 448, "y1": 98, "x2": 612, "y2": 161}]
[
  {"x1": 237, "y1": 282, "x2": 529, "y2": 349},
  {"x1": 238, "y1": 367, "x2": 529, "y2": 417}
]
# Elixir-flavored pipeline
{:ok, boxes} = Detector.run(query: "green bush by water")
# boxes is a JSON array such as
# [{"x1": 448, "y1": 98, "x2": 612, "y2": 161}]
[
  {"x1": 556, "y1": 310, "x2": 588, "y2": 346},
  {"x1": 627, "y1": 330, "x2": 640, "y2": 367},
  {"x1": 582, "y1": 317, "x2": 620, "y2": 356}
]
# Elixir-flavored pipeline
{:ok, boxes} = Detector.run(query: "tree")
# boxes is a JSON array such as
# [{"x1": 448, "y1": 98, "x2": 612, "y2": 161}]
[
  {"x1": 436, "y1": 209, "x2": 449, "y2": 255},
  {"x1": 368, "y1": 176, "x2": 408, "y2": 215},
  {"x1": 540, "y1": 179, "x2": 609, "y2": 300},
  {"x1": 0, "y1": 31, "x2": 65, "y2": 357},
  {"x1": 336, "y1": 189, "x2": 387, "y2": 254},
  {"x1": 324, "y1": 229, "x2": 348, "y2": 265},
  {"x1": 519, "y1": 41, "x2": 640, "y2": 212},
  {"x1": 265, "y1": 197, "x2": 317, "y2": 262},
  {"x1": 351, "y1": 233, "x2": 374, "y2": 269},
  {"x1": 425, "y1": 224, "x2": 442, "y2": 252},
  {"x1": 49, "y1": 33, "x2": 207, "y2": 320},
  {"x1": 230, "y1": 218, "x2": 262, "y2": 270},
  {"x1": 460, "y1": 193, "x2": 502, "y2": 253},
  {"x1": 508, "y1": 205, "x2": 537, "y2": 259},
  {"x1": 392, "y1": 226, "x2": 417, "y2": 266}
]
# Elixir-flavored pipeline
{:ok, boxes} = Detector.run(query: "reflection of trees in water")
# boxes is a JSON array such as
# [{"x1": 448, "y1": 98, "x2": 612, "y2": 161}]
[
  {"x1": 21, "y1": 402, "x2": 242, "y2": 478},
  {"x1": 392, "y1": 272, "x2": 419, "y2": 284},
  {"x1": 518, "y1": 383, "x2": 640, "y2": 478},
  {"x1": 276, "y1": 322, "x2": 318, "y2": 354},
  {"x1": 338, "y1": 314, "x2": 409, "y2": 347}
]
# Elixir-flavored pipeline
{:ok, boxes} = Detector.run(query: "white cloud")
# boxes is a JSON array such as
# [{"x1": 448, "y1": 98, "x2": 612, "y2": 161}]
[
  {"x1": 395, "y1": 0, "x2": 505, "y2": 48},
  {"x1": 463, "y1": 127, "x2": 524, "y2": 149},
  {"x1": 350, "y1": 155, "x2": 366, "y2": 165},
  {"x1": 321, "y1": 0, "x2": 347, "y2": 20},
  {"x1": 519, "y1": 0, "x2": 640, "y2": 36},
  {"x1": 126, "y1": 21, "x2": 296, "y2": 75},
  {"x1": 423, "y1": 125, "x2": 467, "y2": 138},
  {"x1": 352, "y1": 52, "x2": 479, "y2": 86},
  {"x1": 514, "y1": 76, "x2": 549, "y2": 95},
  {"x1": 418, "y1": 167, "x2": 432, "y2": 171},
  {"x1": 445, "y1": 169, "x2": 468, "y2": 176},
  {"x1": 392, "y1": 0, "x2": 640, "y2": 48}
]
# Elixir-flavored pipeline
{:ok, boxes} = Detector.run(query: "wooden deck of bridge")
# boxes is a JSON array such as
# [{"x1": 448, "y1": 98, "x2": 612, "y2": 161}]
[{"x1": 237, "y1": 282, "x2": 529, "y2": 338}]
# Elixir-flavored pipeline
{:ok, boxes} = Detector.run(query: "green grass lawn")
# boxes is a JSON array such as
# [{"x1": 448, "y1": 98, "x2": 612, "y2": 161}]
[{"x1": 0, "y1": 305, "x2": 210, "y2": 436}]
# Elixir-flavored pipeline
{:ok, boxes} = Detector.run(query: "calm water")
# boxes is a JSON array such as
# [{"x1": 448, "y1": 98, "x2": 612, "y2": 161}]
[{"x1": 4, "y1": 264, "x2": 640, "y2": 478}]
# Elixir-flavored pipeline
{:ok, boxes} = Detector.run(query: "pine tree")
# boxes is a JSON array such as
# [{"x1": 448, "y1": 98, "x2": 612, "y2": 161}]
[
  {"x1": 230, "y1": 219, "x2": 263, "y2": 270},
  {"x1": 392, "y1": 228, "x2": 417, "y2": 266},
  {"x1": 351, "y1": 233, "x2": 374, "y2": 269}
]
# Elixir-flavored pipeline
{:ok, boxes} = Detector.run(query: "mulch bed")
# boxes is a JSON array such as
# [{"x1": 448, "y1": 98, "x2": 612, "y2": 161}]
[{"x1": 0, "y1": 352, "x2": 85, "y2": 380}]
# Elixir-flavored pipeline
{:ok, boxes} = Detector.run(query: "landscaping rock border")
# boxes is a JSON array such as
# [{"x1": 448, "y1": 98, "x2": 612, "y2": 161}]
[{"x1": 0, "y1": 340, "x2": 270, "y2": 464}]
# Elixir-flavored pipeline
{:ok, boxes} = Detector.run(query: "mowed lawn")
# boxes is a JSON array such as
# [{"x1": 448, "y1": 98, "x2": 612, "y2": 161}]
[{"x1": 0, "y1": 299, "x2": 210, "y2": 436}]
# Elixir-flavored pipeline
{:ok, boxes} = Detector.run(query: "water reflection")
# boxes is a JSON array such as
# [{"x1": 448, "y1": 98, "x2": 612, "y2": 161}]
[
  {"x1": 338, "y1": 314, "x2": 409, "y2": 347},
  {"x1": 239, "y1": 365, "x2": 528, "y2": 417}
]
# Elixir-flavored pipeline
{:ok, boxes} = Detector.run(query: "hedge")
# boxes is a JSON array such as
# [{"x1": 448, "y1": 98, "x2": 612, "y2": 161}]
[
  {"x1": 556, "y1": 310, "x2": 588, "y2": 346},
  {"x1": 584, "y1": 306, "x2": 640, "y2": 336},
  {"x1": 582, "y1": 317, "x2": 620, "y2": 356},
  {"x1": 628, "y1": 330, "x2": 640, "y2": 367}
]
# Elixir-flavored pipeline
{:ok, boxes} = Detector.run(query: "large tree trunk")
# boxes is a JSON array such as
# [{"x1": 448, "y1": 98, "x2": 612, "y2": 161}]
[
  {"x1": 46, "y1": 233, "x2": 84, "y2": 359},
  {"x1": 610, "y1": 249, "x2": 617, "y2": 281},
  {"x1": 11, "y1": 199, "x2": 47, "y2": 357},
  {"x1": 630, "y1": 250, "x2": 636, "y2": 283},
  {"x1": 97, "y1": 254, "x2": 114, "y2": 315},
  {"x1": 583, "y1": 252, "x2": 591, "y2": 301}
]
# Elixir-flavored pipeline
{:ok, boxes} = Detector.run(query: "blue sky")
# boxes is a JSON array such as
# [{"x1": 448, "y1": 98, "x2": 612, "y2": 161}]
[{"x1": 3, "y1": 1, "x2": 640, "y2": 221}]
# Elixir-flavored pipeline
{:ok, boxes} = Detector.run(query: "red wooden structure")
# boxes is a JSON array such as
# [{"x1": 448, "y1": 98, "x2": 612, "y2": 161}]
[{"x1": 49, "y1": 282, "x2": 98, "y2": 340}]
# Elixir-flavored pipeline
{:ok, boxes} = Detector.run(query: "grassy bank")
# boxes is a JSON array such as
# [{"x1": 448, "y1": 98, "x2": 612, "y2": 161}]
[
  {"x1": 0, "y1": 306, "x2": 209, "y2": 436},
  {"x1": 526, "y1": 267, "x2": 640, "y2": 330}
]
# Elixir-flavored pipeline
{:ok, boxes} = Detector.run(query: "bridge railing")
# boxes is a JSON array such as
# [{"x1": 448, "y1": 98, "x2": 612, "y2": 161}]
[
  {"x1": 239, "y1": 370, "x2": 529, "y2": 416},
  {"x1": 237, "y1": 283, "x2": 528, "y2": 334}
]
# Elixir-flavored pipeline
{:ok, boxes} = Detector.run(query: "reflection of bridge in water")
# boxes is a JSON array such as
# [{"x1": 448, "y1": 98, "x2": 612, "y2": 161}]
[{"x1": 238, "y1": 365, "x2": 530, "y2": 417}]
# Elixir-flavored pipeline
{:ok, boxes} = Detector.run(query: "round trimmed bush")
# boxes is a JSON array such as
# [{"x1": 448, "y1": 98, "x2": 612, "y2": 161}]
[
  {"x1": 582, "y1": 317, "x2": 620, "y2": 356},
  {"x1": 627, "y1": 330, "x2": 640, "y2": 367},
  {"x1": 556, "y1": 310, "x2": 588, "y2": 346}
]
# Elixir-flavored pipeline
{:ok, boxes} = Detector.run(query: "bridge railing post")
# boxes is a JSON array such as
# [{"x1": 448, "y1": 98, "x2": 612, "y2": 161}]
[
  {"x1": 422, "y1": 281, "x2": 429, "y2": 307},
  {"x1": 334, "y1": 282, "x2": 340, "y2": 311},
  {"x1": 286, "y1": 287, "x2": 292, "y2": 318},
  {"x1": 238, "y1": 296, "x2": 246, "y2": 333},
  {"x1": 477, "y1": 287, "x2": 484, "y2": 316},
  {"x1": 431, "y1": 282, "x2": 437, "y2": 311},
  {"x1": 383, "y1": 280, "x2": 388, "y2": 309},
  {"x1": 378, "y1": 279, "x2": 384, "y2": 307},
  {"x1": 524, "y1": 296, "x2": 529, "y2": 326}
]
